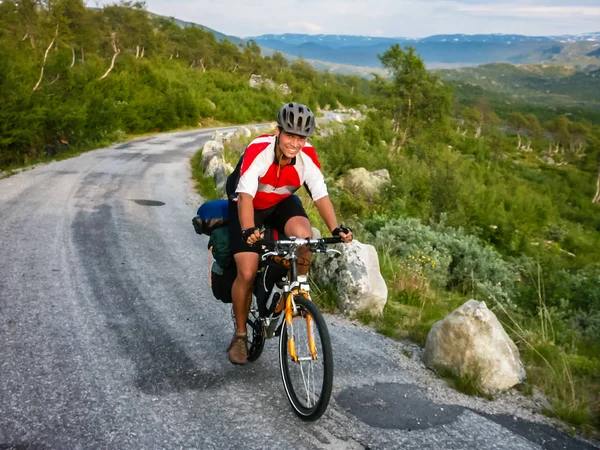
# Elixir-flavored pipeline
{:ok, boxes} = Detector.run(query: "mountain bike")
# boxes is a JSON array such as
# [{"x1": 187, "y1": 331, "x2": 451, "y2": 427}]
[{"x1": 238, "y1": 235, "x2": 343, "y2": 421}]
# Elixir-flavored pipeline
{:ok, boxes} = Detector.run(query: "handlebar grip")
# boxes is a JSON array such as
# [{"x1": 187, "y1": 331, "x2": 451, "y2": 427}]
[
  {"x1": 256, "y1": 239, "x2": 276, "y2": 247},
  {"x1": 322, "y1": 237, "x2": 343, "y2": 244}
]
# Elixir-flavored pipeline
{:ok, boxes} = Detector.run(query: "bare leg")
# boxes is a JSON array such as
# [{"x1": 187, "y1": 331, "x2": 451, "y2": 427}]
[
  {"x1": 231, "y1": 252, "x2": 259, "y2": 334},
  {"x1": 284, "y1": 216, "x2": 313, "y2": 276}
]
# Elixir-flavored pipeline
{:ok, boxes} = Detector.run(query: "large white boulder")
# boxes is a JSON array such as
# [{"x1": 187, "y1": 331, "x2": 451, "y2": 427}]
[
  {"x1": 234, "y1": 126, "x2": 252, "y2": 138},
  {"x1": 337, "y1": 167, "x2": 390, "y2": 199},
  {"x1": 204, "y1": 156, "x2": 222, "y2": 178},
  {"x1": 311, "y1": 235, "x2": 387, "y2": 316},
  {"x1": 423, "y1": 300, "x2": 526, "y2": 391},
  {"x1": 201, "y1": 140, "x2": 224, "y2": 169}
]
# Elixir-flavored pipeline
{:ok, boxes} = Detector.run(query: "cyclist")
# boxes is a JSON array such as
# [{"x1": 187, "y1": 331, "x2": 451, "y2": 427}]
[{"x1": 225, "y1": 102, "x2": 353, "y2": 365}]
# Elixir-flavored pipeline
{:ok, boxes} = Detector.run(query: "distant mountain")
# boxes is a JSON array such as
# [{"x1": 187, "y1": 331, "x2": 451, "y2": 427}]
[
  {"x1": 249, "y1": 33, "x2": 600, "y2": 68},
  {"x1": 437, "y1": 63, "x2": 600, "y2": 111}
]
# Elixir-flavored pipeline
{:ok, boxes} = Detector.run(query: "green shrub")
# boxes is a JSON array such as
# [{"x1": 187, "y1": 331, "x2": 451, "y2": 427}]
[{"x1": 372, "y1": 217, "x2": 518, "y2": 303}]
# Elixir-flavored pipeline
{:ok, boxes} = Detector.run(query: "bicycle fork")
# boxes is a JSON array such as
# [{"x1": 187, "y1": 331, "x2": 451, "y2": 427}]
[{"x1": 285, "y1": 293, "x2": 318, "y2": 363}]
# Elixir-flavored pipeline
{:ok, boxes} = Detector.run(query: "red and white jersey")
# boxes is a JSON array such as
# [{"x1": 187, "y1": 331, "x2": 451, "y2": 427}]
[{"x1": 234, "y1": 134, "x2": 328, "y2": 210}]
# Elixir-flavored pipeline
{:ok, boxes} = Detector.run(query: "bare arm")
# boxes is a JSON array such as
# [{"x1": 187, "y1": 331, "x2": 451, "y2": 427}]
[
  {"x1": 237, "y1": 193, "x2": 263, "y2": 244},
  {"x1": 314, "y1": 196, "x2": 353, "y2": 243},
  {"x1": 314, "y1": 195, "x2": 338, "y2": 233},
  {"x1": 237, "y1": 193, "x2": 255, "y2": 230}
]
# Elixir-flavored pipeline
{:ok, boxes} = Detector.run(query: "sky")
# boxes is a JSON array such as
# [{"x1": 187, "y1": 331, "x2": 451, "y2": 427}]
[{"x1": 95, "y1": 0, "x2": 600, "y2": 38}]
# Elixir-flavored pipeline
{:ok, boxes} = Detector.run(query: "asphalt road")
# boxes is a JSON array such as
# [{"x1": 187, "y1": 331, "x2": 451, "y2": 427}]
[{"x1": 0, "y1": 127, "x2": 597, "y2": 450}]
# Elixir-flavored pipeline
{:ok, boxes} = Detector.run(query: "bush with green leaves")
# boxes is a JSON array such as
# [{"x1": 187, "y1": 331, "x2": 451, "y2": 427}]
[{"x1": 371, "y1": 216, "x2": 518, "y2": 303}]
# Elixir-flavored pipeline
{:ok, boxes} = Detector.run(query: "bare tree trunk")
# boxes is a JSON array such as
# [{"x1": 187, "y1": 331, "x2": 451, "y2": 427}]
[
  {"x1": 81, "y1": 46, "x2": 85, "y2": 63},
  {"x1": 396, "y1": 97, "x2": 412, "y2": 153},
  {"x1": 70, "y1": 43, "x2": 75, "y2": 68},
  {"x1": 135, "y1": 45, "x2": 140, "y2": 58},
  {"x1": 189, "y1": 60, "x2": 195, "y2": 69},
  {"x1": 199, "y1": 58, "x2": 206, "y2": 72},
  {"x1": 99, "y1": 33, "x2": 120, "y2": 80},
  {"x1": 47, "y1": 74, "x2": 60, "y2": 86},
  {"x1": 475, "y1": 120, "x2": 482, "y2": 138},
  {"x1": 33, "y1": 24, "x2": 58, "y2": 92},
  {"x1": 169, "y1": 54, "x2": 173, "y2": 60},
  {"x1": 140, "y1": 47, "x2": 144, "y2": 58},
  {"x1": 593, "y1": 169, "x2": 600, "y2": 204},
  {"x1": 231, "y1": 62, "x2": 239, "y2": 72},
  {"x1": 22, "y1": 25, "x2": 35, "y2": 48},
  {"x1": 389, "y1": 120, "x2": 400, "y2": 156}
]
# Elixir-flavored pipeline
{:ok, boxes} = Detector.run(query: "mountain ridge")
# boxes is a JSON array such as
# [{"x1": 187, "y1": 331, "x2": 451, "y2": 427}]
[{"x1": 247, "y1": 32, "x2": 600, "y2": 68}]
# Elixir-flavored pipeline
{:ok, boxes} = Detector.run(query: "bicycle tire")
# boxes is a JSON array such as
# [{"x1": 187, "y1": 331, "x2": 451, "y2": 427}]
[
  {"x1": 278, "y1": 294, "x2": 333, "y2": 421},
  {"x1": 246, "y1": 315, "x2": 265, "y2": 362}
]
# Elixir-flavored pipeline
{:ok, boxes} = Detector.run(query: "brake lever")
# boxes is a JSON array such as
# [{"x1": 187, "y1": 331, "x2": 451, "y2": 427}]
[
  {"x1": 261, "y1": 251, "x2": 278, "y2": 261},
  {"x1": 326, "y1": 249, "x2": 342, "y2": 258}
]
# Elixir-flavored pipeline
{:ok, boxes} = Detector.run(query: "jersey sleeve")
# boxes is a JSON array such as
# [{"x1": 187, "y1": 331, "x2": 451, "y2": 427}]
[
  {"x1": 235, "y1": 138, "x2": 273, "y2": 198},
  {"x1": 301, "y1": 147, "x2": 328, "y2": 201}
]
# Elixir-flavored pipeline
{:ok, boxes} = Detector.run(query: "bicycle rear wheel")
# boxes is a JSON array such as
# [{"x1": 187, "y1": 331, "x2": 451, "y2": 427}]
[
  {"x1": 246, "y1": 300, "x2": 265, "y2": 362},
  {"x1": 278, "y1": 294, "x2": 333, "y2": 421}
]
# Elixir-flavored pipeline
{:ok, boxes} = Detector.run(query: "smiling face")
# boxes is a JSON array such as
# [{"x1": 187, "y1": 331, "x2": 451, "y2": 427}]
[{"x1": 276, "y1": 127, "x2": 308, "y2": 160}]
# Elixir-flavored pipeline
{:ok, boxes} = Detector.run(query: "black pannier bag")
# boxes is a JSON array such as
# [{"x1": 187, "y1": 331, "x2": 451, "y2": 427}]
[{"x1": 208, "y1": 225, "x2": 236, "y2": 303}]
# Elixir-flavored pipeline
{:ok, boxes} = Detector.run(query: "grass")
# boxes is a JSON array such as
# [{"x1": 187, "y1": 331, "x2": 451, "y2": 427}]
[
  {"x1": 433, "y1": 364, "x2": 495, "y2": 401},
  {"x1": 190, "y1": 150, "x2": 220, "y2": 201},
  {"x1": 481, "y1": 281, "x2": 599, "y2": 435}
]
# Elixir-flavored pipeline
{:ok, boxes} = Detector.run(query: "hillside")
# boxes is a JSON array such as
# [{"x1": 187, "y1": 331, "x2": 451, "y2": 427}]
[{"x1": 437, "y1": 63, "x2": 600, "y2": 113}]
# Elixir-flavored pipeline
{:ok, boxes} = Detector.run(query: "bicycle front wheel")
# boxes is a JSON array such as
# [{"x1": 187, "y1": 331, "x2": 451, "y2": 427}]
[{"x1": 278, "y1": 294, "x2": 333, "y2": 421}]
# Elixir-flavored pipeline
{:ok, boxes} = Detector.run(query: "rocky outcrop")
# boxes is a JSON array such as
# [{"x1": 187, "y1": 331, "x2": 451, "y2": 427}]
[
  {"x1": 337, "y1": 167, "x2": 390, "y2": 199},
  {"x1": 423, "y1": 300, "x2": 526, "y2": 392},
  {"x1": 249, "y1": 74, "x2": 292, "y2": 95},
  {"x1": 311, "y1": 228, "x2": 388, "y2": 316}
]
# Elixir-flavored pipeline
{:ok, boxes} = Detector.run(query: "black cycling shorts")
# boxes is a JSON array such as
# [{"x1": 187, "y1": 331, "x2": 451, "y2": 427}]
[{"x1": 228, "y1": 195, "x2": 309, "y2": 255}]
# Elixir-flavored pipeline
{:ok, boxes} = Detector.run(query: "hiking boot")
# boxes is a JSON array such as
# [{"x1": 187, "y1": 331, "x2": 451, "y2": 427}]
[{"x1": 227, "y1": 332, "x2": 248, "y2": 365}]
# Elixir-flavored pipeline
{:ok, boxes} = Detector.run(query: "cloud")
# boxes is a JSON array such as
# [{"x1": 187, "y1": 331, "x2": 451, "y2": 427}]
[
  {"x1": 289, "y1": 21, "x2": 324, "y2": 34},
  {"x1": 96, "y1": 0, "x2": 600, "y2": 38},
  {"x1": 450, "y1": 3, "x2": 600, "y2": 18}
]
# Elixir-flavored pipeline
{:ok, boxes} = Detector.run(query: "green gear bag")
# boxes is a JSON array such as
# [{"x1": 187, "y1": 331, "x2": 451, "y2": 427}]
[{"x1": 208, "y1": 226, "x2": 234, "y2": 269}]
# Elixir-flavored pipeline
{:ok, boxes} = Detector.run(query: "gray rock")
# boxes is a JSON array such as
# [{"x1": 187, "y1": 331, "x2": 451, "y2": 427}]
[
  {"x1": 234, "y1": 126, "x2": 251, "y2": 138},
  {"x1": 338, "y1": 167, "x2": 390, "y2": 199},
  {"x1": 200, "y1": 141, "x2": 224, "y2": 169},
  {"x1": 423, "y1": 300, "x2": 526, "y2": 391},
  {"x1": 279, "y1": 83, "x2": 292, "y2": 95},
  {"x1": 311, "y1": 240, "x2": 388, "y2": 316},
  {"x1": 204, "y1": 156, "x2": 221, "y2": 178}
]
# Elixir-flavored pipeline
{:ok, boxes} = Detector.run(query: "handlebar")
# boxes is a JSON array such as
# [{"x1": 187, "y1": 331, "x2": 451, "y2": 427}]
[{"x1": 258, "y1": 236, "x2": 343, "y2": 260}]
